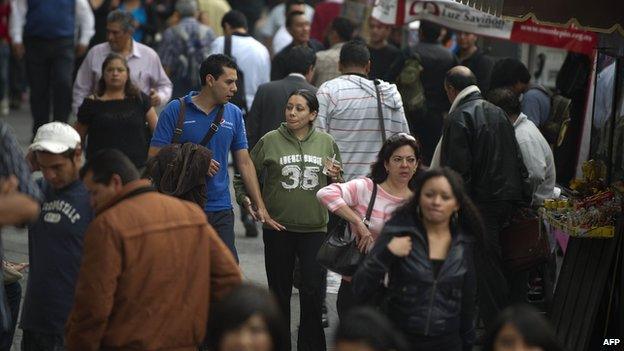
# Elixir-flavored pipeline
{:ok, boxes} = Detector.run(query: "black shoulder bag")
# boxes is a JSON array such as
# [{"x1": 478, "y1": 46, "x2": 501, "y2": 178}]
[{"x1": 316, "y1": 183, "x2": 379, "y2": 276}]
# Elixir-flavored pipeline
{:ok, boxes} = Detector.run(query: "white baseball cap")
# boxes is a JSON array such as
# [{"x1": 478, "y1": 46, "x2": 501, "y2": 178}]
[{"x1": 29, "y1": 122, "x2": 81, "y2": 154}]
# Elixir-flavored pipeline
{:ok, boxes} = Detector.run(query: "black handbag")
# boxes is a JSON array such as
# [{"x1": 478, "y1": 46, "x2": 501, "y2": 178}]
[{"x1": 316, "y1": 183, "x2": 378, "y2": 276}]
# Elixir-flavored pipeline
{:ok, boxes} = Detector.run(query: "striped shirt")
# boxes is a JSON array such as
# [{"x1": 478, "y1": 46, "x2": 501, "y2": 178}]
[
  {"x1": 315, "y1": 75, "x2": 409, "y2": 180},
  {"x1": 316, "y1": 178, "x2": 407, "y2": 240}
]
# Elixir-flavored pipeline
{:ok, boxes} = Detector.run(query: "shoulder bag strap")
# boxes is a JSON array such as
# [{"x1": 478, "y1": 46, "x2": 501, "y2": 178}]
[
  {"x1": 224, "y1": 35, "x2": 232, "y2": 57},
  {"x1": 363, "y1": 182, "x2": 378, "y2": 227},
  {"x1": 200, "y1": 105, "x2": 225, "y2": 146},
  {"x1": 172, "y1": 98, "x2": 186, "y2": 144},
  {"x1": 373, "y1": 80, "x2": 387, "y2": 143}
]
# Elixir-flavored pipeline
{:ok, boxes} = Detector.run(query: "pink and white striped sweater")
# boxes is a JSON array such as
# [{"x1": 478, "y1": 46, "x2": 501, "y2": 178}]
[{"x1": 316, "y1": 177, "x2": 408, "y2": 240}]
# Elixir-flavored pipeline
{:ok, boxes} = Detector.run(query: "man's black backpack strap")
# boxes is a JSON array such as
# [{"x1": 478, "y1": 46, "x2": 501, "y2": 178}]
[
  {"x1": 373, "y1": 80, "x2": 387, "y2": 143},
  {"x1": 172, "y1": 98, "x2": 187, "y2": 144},
  {"x1": 200, "y1": 105, "x2": 225, "y2": 146},
  {"x1": 224, "y1": 35, "x2": 232, "y2": 58},
  {"x1": 171, "y1": 98, "x2": 224, "y2": 147}
]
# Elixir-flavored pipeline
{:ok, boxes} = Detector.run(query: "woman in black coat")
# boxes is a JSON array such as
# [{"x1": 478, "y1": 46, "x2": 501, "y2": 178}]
[{"x1": 352, "y1": 167, "x2": 484, "y2": 351}]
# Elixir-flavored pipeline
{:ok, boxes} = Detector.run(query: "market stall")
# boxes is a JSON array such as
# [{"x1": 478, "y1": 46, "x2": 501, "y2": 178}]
[{"x1": 371, "y1": 1, "x2": 624, "y2": 349}]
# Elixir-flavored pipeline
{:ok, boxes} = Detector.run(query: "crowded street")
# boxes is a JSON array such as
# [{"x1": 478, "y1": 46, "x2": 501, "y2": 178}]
[{"x1": 0, "y1": 0, "x2": 623, "y2": 351}]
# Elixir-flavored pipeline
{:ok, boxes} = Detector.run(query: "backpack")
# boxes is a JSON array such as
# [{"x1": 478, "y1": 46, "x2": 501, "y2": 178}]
[
  {"x1": 172, "y1": 25, "x2": 211, "y2": 90},
  {"x1": 223, "y1": 35, "x2": 248, "y2": 114},
  {"x1": 531, "y1": 85, "x2": 572, "y2": 147},
  {"x1": 395, "y1": 52, "x2": 426, "y2": 114}
]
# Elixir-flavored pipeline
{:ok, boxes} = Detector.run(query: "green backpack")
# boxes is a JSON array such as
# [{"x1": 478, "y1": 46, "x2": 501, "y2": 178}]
[
  {"x1": 396, "y1": 53, "x2": 426, "y2": 114},
  {"x1": 532, "y1": 85, "x2": 572, "y2": 147}
]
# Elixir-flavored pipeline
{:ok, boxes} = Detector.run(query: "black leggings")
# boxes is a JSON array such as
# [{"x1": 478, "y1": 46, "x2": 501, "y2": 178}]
[{"x1": 263, "y1": 229, "x2": 326, "y2": 351}]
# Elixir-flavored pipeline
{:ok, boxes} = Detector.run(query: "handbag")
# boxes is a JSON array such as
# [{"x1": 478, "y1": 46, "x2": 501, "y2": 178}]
[
  {"x1": 500, "y1": 208, "x2": 550, "y2": 272},
  {"x1": 316, "y1": 183, "x2": 378, "y2": 276}
]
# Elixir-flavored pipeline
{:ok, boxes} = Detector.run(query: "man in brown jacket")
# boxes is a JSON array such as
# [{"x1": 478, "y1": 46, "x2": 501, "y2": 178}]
[{"x1": 65, "y1": 149, "x2": 242, "y2": 351}]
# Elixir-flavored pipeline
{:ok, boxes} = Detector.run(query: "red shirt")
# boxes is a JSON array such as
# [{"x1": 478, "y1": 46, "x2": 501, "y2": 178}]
[
  {"x1": 310, "y1": 1, "x2": 342, "y2": 43},
  {"x1": 0, "y1": 2, "x2": 10, "y2": 42}
]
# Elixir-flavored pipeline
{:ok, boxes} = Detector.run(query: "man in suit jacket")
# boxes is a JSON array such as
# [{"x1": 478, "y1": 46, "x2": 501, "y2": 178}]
[{"x1": 247, "y1": 45, "x2": 318, "y2": 148}]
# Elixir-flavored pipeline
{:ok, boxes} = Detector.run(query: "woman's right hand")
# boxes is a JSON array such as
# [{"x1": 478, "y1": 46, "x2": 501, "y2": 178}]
[
  {"x1": 353, "y1": 221, "x2": 374, "y2": 253},
  {"x1": 387, "y1": 236, "x2": 412, "y2": 257}
]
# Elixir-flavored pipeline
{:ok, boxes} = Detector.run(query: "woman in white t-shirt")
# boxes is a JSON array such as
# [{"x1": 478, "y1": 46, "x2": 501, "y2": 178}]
[{"x1": 316, "y1": 133, "x2": 423, "y2": 319}]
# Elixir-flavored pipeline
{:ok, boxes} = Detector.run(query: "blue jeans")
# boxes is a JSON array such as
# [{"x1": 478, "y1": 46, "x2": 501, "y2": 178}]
[
  {"x1": 206, "y1": 209, "x2": 237, "y2": 262},
  {"x1": 0, "y1": 281, "x2": 22, "y2": 351}
]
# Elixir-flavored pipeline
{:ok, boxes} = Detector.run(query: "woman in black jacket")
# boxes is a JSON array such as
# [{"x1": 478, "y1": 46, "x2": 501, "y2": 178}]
[{"x1": 352, "y1": 167, "x2": 483, "y2": 351}]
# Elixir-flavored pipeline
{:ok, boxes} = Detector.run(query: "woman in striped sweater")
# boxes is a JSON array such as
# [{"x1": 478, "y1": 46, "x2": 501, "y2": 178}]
[{"x1": 316, "y1": 133, "x2": 423, "y2": 319}]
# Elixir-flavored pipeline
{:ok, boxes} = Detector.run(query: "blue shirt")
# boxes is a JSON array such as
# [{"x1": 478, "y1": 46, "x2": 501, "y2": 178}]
[
  {"x1": 21, "y1": 179, "x2": 93, "y2": 334},
  {"x1": 150, "y1": 92, "x2": 248, "y2": 212},
  {"x1": 522, "y1": 87, "x2": 551, "y2": 127}
]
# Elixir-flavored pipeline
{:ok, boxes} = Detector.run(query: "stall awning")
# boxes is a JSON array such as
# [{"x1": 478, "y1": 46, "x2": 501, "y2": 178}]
[
  {"x1": 454, "y1": 0, "x2": 624, "y2": 35},
  {"x1": 372, "y1": 0, "x2": 598, "y2": 55}
]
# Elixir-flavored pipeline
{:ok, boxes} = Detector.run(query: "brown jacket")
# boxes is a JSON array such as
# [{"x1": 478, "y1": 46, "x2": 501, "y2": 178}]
[{"x1": 65, "y1": 180, "x2": 242, "y2": 351}]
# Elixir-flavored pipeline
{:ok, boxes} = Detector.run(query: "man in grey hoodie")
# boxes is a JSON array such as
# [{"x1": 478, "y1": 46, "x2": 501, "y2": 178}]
[{"x1": 315, "y1": 40, "x2": 409, "y2": 181}]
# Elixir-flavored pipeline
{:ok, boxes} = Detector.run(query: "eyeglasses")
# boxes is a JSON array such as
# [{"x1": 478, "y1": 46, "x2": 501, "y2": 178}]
[{"x1": 387, "y1": 133, "x2": 417, "y2": 142}]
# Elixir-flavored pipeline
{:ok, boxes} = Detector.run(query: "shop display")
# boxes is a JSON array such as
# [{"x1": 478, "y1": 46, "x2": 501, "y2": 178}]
[{"x1": 540, "y1": 160, "x2": 622, "y2": 238}]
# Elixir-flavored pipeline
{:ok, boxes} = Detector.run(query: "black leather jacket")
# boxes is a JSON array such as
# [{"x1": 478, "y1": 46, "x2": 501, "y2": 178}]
[
  {"x1": 352, "y1": 212, "x2": 476, "y2": 349},
  {"x1": 440, "y1": 91, "x2": 525, "y2": 204}
]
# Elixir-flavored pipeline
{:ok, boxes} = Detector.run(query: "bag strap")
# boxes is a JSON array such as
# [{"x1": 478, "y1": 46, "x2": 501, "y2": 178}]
[
  {"x1": 363, "y1": 182, "x2": 378, "y2": 227},
  {"x1": 224, "y1": 35, "x2": 232, "y2": 57},
  {"x1": 373, "y1": 80, "x2": 387, "y2": 143},
  {"x1": 200, "y1": 105, "x2": 225, "y2": 146},
  {"x1": 172, "y1": 98, "x2": 186, "y2": 144}
]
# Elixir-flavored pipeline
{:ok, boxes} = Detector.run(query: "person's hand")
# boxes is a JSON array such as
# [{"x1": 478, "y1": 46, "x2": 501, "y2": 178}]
[
  {"x1": 5, "y1": 262, "x2": 28, "y2": 272},
  {"x1": 207, "y1": 159, "x2": 220, "y2": 176},
  {"x1": 325, "y1": 163, "x2": 342, "y2": 182},
  {"x1": 353, "y1": 221, "x2": 374, "y2": 253},
  {"x1": 387, "y1": 236, "x2": 412, "y2": 257},
  {"x1": 26, "y1": 151, "x2": 39, "y2": 172},
  {"x1": 149, "y1": 89, "x2": 161, "y2": 107},
  {"x1": 0, "y1": 175, "x2": 19, "y2": 195},
  {"x1": 11, "y1": 43, "x2": 24, "y2": 59},
  {"x1": 255, "y1": 207, "x2": 286, "y2": 231},
  {"x1": 75, "y1": 44, "x2": 88, "y2": 57}
]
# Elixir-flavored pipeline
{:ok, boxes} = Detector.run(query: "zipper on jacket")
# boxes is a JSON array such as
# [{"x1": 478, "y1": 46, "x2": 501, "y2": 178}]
[{"x1": 424, "y1": 279, "x2": 437, "y2": 335}]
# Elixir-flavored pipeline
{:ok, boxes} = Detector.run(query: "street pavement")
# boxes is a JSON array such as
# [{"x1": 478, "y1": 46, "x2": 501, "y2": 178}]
[{"x1": 1, "y1": 107, "x2": 340, "y2": 350}]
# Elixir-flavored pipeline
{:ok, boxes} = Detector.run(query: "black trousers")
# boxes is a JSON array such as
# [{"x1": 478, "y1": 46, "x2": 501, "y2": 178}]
[
  {"x1": 24, "y1": 37, "x2": 74, "y2": 136},
  {"x1": 475, "y1": 201, "x2": 514, "y2": 329},
  {"x1": 263, "y1": 229, "x2": 326, "y2": 351}
]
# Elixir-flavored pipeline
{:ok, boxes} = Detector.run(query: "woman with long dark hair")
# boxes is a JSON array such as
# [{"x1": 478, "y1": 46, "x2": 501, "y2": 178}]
[
  {"x1": 352, "y1": 167, "x2": 483, "y2": 351},
  {"x1": 75, "y1": 53, "x2": 157, "y2": 168},
  {"x1": 316, "y1": 133, "x2": 423, "y2": 319},
  {"x1": 233, "y1": 89, "x2": 341, "y2": 351}
]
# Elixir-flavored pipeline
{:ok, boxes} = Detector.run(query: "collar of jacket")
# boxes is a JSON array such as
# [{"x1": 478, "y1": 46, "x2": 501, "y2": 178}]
[
  {"x1": 386, "y1": 211, "x2": 475, "y2": 245},
  {"x1": 449, "y1": 85, "x2": 481, "y2": 114},
  {"x1": 97, "y1": 179, "x2": 154, "y2": 215}
]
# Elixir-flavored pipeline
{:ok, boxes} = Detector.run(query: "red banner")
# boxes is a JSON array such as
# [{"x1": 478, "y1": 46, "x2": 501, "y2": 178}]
[{"x1": 510, "y1": 19, "x2": 597, "y2": 55}]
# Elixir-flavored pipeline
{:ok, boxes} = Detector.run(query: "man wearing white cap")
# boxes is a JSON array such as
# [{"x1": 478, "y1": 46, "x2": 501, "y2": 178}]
[{"x1": 20, "y1": 122, "x2": 94, "y2": 350}]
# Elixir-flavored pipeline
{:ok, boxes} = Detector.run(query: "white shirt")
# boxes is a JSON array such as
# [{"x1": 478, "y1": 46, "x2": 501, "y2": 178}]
[
  {"x1": 272, "y1": 25, "x2": 292, "y2": 54},
  {"x1": 513, "y1": 113, "x2": 556, "y2": 206},
  {"x1": 210, "y1": 34, "x2": 271, "y2": 111},
  {"x1": 258, "y1": 3, "x2": 314, "y2": 38},
  {"x1": 73, "y1": 41, "x2": 173, "y2": 114},
  {"x1": 10, "y1": 0, "x2": 95, "y2": 45}
]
